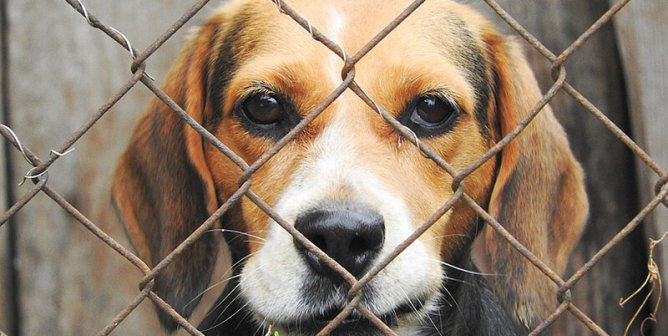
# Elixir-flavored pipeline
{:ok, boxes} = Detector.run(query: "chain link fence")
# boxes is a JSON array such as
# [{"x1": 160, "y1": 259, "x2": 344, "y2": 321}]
[{"x1": 1, "y1": 0, "x2": 667, "y2": 335}]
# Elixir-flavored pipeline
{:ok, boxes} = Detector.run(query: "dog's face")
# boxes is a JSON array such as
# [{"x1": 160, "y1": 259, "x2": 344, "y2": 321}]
[
  {"x1": 210, "y1": 1, "x2": 496, "y2": 330},
  {"x1": 113, "y1": 0, "x2": 588, "y2": 334}
]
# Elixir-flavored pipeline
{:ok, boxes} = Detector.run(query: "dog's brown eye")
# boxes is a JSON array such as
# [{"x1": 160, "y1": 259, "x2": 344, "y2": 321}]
[
  {"x1": 241, "y1": 93, "x2": 284, "y2": 125},
  {"x1": 410, "y1": 96, "x2": 457, "y2": 127},
  {"x1": 235, "y1": 89, "x2": 301, "y2": 140}
]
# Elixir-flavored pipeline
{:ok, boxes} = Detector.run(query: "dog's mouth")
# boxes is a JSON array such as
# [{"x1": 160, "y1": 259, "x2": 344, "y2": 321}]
[{"x1": 268, "y1": 296, "x2": 427, "y2": 335}]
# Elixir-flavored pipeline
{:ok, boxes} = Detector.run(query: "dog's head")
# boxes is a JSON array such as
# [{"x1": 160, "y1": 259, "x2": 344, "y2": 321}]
[{"x1": 112, "y1": 0, "x2": 587, "y2": 334}]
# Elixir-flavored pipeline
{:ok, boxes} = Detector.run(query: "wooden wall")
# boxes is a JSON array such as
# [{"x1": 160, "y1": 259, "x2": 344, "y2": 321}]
[
  {"x1": 613, "y1": 0, "x2": 668, "y2": 333},
  {"x1": 1, "y1": 1, "x2": 208, "y2": 335},
  {"x1": 1, "y1": 0, "x2": 10, "y2": 329},
  {"x1": 1, "y1": 0, "x2": 666, "y2": 335}
]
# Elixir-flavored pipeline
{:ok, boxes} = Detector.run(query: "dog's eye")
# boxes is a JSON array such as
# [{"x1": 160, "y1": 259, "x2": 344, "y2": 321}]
[
  {"x1": 410, "y1": 96, "x2": 457, "y2": 128},
  {"x1": 241, "y1": 93, "x2": 284, "y2": 125},
  {"x1": 234, "y1": 88, "x2": 300, "y2": 140}
]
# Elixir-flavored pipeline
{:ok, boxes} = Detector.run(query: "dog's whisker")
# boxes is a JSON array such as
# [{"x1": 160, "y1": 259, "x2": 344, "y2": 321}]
[
  {"x1": 209, "y1": 258, "x2": 280, "y2": 328},
  {"x1": 397, "y1": 285, "x2": 444, "y2": 336},
  {"x1": 422, "y1": 233, "x2": 470, "y2": 242},
  {"x1": 391, "y1": 309, "x2": 400, "y2": 328},
  {"x1": 196, "y1": 252, "x2": 260, "y2": 316},
  {"x1": 207, "y1": 228, "x2": 266, "y2": 241},
  {"x1": 183, "y1": 273, "x2": 244, "y2": 310},
  {"x1": 202, "y1": 290, "x2": 249, "y2": 332},
  {"x1": 442, "y1": 274, "x2": 474, "y2": 287},
  {"x1": 419, "y1": 301, "x2": 444, "y2": 336},
  {"x1": 209, "y1": 299, "x2": 253, "y2": 331},
  {"x1": 237, "y1": 308, "x2": 257, "y2": 332},
  {"x1": 256, "y1": 317, "x2": 270, "y2": 336},
  {"x1": 433, "y1": 258, "x2": 501, "y2": 277},
  {"x1": 224, "y1": 253, "x2": 258, "y2": 278},
  {"x1": 216, "y1": 282, "x2": 243, "y2": 311},
  {"x1": 396, "y1": 285, "x2": 420, "y2": 315},
  {"x1": 183, "y1": 251, "x2": 256, "y2": 310},
  {"x1": 434, "y1": 292, "x2": 445, "y2": 331},
  {"x1": 200, "y1": 280, "x2": 245, "y2": 327},
  {"x1": 442, "y1": 285, "x2": 461, "y2": 314},
  {"x1": 228, "y1": 252, "x2": 259, "y2": 275},
  {"x1": 439, "y1": 291, "x2": 453, "y2": 308}
]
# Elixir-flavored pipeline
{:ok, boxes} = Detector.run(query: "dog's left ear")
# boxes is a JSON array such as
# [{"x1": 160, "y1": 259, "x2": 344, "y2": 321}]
[{"x1": 474, "y1": 34, "x2": 589, "y2": 329}]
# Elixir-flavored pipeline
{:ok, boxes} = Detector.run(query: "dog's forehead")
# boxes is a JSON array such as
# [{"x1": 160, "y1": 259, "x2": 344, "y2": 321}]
[{"x1": 215, "y1": 0, "x2": 486, "y2": 57}]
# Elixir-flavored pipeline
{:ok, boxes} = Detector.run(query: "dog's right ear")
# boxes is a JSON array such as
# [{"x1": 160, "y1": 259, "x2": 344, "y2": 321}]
[{"x1": 112, "y1": 17, "x2": 226, "y2": 330}]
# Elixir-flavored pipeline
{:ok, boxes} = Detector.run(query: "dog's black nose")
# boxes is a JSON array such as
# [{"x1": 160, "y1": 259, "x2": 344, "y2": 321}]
[{"x1": 294, "y1": 205, "x2": 385, "y2": 280}]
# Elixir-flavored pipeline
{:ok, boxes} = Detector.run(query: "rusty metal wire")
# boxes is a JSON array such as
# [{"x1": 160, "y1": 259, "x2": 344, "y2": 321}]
[{"x1": 1, "y1": 0, "x2": 666, "y2": 335}]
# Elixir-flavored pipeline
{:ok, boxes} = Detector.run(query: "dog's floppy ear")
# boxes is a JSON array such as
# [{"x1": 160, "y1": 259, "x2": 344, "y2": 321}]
[
  {"x1": 112, "y1": 20, "x2": 223, "y2": 330},
  {"x1": 476, "y1": 35, "x2": 588, "y2": 329}
]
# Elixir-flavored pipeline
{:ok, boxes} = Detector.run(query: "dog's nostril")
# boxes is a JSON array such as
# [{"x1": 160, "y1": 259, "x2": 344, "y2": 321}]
[
  {"x1": 349, "y1": 233, "x2": 382, "y2": 255},
  {"x1": 311, "y1": 235, "x2": 328, "y2": 252},
  {"x1": 349, "y1": 237, "x2": 367, "y2": 255},
  {"x1": 294, "y1": 205, "x2": 385, "y2": 279}
]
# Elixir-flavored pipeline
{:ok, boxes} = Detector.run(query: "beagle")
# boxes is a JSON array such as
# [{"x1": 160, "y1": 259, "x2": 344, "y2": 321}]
[{"x1": 112, "y1": 0, "x2": 588, "y2": 335}]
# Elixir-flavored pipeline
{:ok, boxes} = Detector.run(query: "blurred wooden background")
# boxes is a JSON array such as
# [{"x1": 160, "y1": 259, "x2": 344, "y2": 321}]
[{"x1": 1, "y1": 0, "x2": 666, "y2": 335}]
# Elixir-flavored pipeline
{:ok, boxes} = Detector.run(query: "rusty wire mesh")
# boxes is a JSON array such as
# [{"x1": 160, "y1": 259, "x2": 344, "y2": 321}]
[{"x1": 1, "y1": 0, "x2": 667, "y2": 335}]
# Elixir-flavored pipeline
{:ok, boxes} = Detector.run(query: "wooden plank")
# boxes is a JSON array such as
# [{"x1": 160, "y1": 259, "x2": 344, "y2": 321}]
[
  {"x1": 491, "y1": 1, "x2": 648, "y2": 334},
  {"x1": 6, "y1": 1, "x2": 210, "y2": 334},
  {"x1": 0, "y1": 1, "x2": 10, "y2": 330},
  {"x1": 0, "y1": 130, "x2": 8, "y2": 331},
  {"x1": 612, "y1": 1, "x2": 668, "y2": 334},
  {"x1": 0, "y1": 174, "x2": 9, "y2": 335}
]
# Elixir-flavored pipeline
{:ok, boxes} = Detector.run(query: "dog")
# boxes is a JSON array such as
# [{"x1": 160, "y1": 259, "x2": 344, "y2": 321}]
[{"x1": 112, "y1": 0, "x2": 588, "y2": 335}]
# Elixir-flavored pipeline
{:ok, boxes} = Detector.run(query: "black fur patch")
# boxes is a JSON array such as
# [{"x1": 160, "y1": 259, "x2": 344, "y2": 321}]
[
  {"x1": 206, "y1": 6, "x2": 258, "y2": 130},
  {"x1": 434, "y1": 14, "x2": 493, "y2": 139}
]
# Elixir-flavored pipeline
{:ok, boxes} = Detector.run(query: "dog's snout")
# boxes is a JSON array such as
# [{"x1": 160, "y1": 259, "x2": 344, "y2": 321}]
[{"x1": 294, "y1": 206, "x2": 385, "y2": 279}]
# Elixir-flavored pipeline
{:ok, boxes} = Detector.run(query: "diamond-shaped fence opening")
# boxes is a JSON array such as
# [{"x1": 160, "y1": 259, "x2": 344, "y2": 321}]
[{"x1": 1, "y1": 0, "x2": 666, "y2": 335}]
